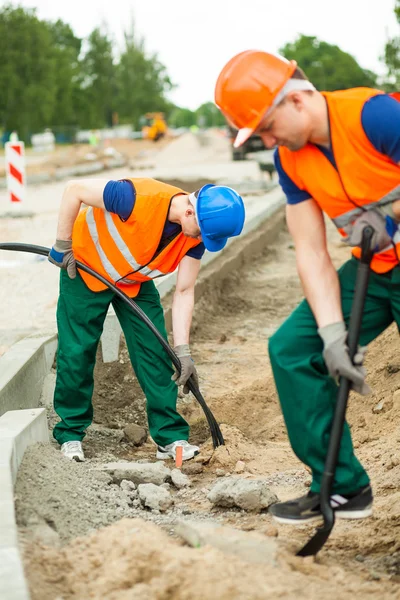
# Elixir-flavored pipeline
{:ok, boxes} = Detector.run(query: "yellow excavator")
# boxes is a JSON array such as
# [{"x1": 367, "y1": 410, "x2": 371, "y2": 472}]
[{"x1": 141, "y1": 112, "x2": 167, "y2": 141}]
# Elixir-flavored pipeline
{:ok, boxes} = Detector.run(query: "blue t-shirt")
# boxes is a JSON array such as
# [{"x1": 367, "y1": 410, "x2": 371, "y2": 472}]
[
  {"x1": 103, "y1": 180, "x2": 205, "y2": 260},
  {"x1": 274, "y1": 94, "x2": 400, "y2": 205}
]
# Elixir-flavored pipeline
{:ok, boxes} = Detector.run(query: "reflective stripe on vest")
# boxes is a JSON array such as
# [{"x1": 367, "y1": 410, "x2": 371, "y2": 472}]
[
  {"x1": 332, "y1": 185, "x2": 400, "y2": 231},
  {"x1": 87, "y1": 208, "x2": 164, "y2": 283}
]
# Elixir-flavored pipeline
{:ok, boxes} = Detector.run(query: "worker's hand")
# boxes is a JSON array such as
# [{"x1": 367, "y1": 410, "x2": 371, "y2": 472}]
[
  {"x1": 343, "y1": 209, "x2": 393, "y2": 252},
  {"x1": 48, "y1": 239, "x2": 76, "y2": 279},
  {"x1": 172, "y1": 344, "x2": 199, "y2": 394},
  {"x1": 318, "y1": 322, "x2": 371, "y2": 395}
]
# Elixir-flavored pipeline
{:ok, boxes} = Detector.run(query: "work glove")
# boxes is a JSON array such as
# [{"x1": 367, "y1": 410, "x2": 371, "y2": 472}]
[
  {"x1": 318, "y1": 322, "x2": 371, "y2": 396},
  {"x1": 343, "y1": 209, "x2": 395, "y2": 252},
  {"x1": 172, "y1": 344, "x2": 199, "y2": 394},
  {"x1": 48, "y1": 239, "x2": 76, "y2": 279}
]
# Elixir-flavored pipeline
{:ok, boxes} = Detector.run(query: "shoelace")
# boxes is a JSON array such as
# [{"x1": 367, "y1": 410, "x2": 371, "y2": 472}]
[{"x1": 64, "y1": 441, "x2": 82, "y2": 452}]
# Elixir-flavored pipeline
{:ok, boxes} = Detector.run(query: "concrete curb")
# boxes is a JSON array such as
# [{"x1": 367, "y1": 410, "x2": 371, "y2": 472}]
[
  {"x1": 0, "y1": 408, "x2": 49, "y2": 600},
  {"x1": 0, "y1": 334, "x2": 57, "y2": 417}
]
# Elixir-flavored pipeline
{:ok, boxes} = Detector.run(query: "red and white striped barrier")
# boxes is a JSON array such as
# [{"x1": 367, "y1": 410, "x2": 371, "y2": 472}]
[{"x1": 5, "y1": 141, "x2": 26, "y2": 204}]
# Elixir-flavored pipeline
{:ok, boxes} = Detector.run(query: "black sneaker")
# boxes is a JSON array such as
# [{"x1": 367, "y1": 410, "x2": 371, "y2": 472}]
[{"x1": 269, "y1": 484, "x2": 373, "y2": 525}]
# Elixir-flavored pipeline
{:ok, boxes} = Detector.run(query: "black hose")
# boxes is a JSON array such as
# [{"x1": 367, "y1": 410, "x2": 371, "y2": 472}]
[{"x1": 0, "y1": 242, "x2": 224, "y2": 448}]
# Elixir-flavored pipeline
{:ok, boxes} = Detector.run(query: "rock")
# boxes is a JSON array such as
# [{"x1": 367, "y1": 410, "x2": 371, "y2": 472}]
[
  {"x1": 216, "y1": 469, "x2": 226, "y2": 477},
  {"x1": 123, "y1": 424, "x2": 148, "y2": 446},
  {"x1": 262, "y1": 525, "x2": 279, "y2": 537},
  {"x1": 138, "y1": 483, "x2": 173, "y2": 511},
  {"x1": 357, "y1": 431, "x2": 370, "y2": 445},
  {"x1": 176, "y1": 520, "x2": 277, "y2": 565},
  {"x1": 207, "y1": 477, "x2": 278, "y2": 512},
  {"x1": 393, "y1": 389, "x2": 400, "y2": 407},
  {"x1": 373, "y1": 398, "x2": 393, "y2": 414},
  {"x1": 234, "y1": 461, "x2": 246, "y2": 474},
  {"x1": 104, "y1": 461, "x2": 171, "y2": 485},
  {"x1": 182, "y1": 463, "x2": 203, "y2": 475},
  {"x1": 120, "y1": 480, "x2": 138, "y2": 499},
  {"x1": 358, "y1": 415, "x2": 367, "y2": 428},
  {"x1": 171, "y1": 469, "x2": 191, "y2": 489}
]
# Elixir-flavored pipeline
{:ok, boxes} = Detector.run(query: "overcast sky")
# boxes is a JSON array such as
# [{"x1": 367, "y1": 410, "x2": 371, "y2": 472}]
[{"x1": 6, "y1": 0, "x2": 400, "y2": 109}]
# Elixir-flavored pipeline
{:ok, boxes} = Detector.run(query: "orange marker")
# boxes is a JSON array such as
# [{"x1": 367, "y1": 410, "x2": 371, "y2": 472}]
[{"x1": 175, "y1": 445, "x2": 183, "y2": 468}]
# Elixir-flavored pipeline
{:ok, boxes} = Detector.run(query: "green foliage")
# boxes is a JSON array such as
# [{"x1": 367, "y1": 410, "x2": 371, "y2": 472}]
[
  {"x1": 168, "y1": 107, "x2": 196, "y2": 128},
  {"x1": 116, "y1": 20, "x2": 174, "y2": 128},
  {"x1": 279, "y1": 35, "x2": 377, "y2": 91},
  {"x1": 383, "y1": 0, "x2": 400, "y2": 89},
  {"x1": 195, "y1": 102, "x2": 226, "y2": 127},
  {"x1": 0, "y1": 6, "x2": 175, "y2": 138},
  {"x1": 0, "y1": 5, "x2": 57, "y2": 138}
]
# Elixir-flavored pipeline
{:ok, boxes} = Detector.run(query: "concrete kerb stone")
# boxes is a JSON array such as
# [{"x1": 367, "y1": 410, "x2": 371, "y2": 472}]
[
  {"x1": 0, "y1": 408, "x2": 49, "y2": 600},
  {"x1": 0, "y1": 333, "x2": 57, "y2": 417}
]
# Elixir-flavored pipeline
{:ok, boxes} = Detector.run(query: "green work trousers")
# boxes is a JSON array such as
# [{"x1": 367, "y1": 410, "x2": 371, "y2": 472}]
[
  {"x1": 269, "y1": 257, "x2": 400, "y2": 494},
  {"x1": 53, "y1": 271, "x2": 189, "y2": 447}
]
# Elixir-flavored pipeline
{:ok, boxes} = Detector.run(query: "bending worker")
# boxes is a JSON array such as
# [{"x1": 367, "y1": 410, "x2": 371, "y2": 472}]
[
  {"x1": 49, "y1": 177, "x2": 245, "y2": 462},
  {"x1": 215, "y1": 50, "x2": 400, "y2": 523}
]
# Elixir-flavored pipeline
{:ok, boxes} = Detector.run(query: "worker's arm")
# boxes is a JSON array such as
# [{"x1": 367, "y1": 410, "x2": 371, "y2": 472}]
[
  {"x1": 172, "y1": 255, "x2": 201, "y2": 345},
  {"x1": 286, "y1": 199, "x2": 342, "y2": 327},
  {"x1": 56, "y1": 179, "x2": 109, "y2": 240},
  {"x1": 171, "y1": 255, "x2": 201, "y2": 394},
  {"x1": 287, "y1": 199, "x2": 370, "y2": 394},
  {"x1": 49, "y1": 179, "x2": 110, "y2": 277}
]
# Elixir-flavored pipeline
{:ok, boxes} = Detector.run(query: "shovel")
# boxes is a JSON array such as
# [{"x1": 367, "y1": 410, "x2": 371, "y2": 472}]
[{"x1": 297, "y1": 225, "x2": 374, "y2": 556}]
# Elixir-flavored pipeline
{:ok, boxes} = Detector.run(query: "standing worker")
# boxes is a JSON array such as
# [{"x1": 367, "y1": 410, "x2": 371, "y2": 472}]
[
  {"x1": 49, "y1": 178, "x2": 245, "y2": 462},
  {"x1": 215, "y1": 50, "x2": 400, "y2": 523}
]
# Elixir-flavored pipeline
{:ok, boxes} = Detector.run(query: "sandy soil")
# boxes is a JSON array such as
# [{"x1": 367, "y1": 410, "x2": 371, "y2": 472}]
[{"x1": 14, "y1": 218, "x2": 400, "y2": 599}]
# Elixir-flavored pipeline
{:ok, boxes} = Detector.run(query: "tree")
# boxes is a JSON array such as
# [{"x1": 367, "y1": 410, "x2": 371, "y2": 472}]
[
  {"x1": 116, "y1": 19, "x2": 174, "y2": 127},
  {"x1": 279, "y1": 35, "x2": 377, "y2": 91},
  {"x1": 195, "y1": 102, "x2": 226, "y2": 127},
  {"x1": 384, "y1": 0, "x2": 400, "y2": 89},
  {"x1": 168, "y1": 107, "x2": 196, "y2": 128},
  {"x1": 78, "y1": 26, "x2": 116, "y2": 128},
  {"x1": 0, "y1": 5, "x2": 57, "y2": 139},
  {"x1": 46, "y1": 19, "x2": 82, "y2": 129}
]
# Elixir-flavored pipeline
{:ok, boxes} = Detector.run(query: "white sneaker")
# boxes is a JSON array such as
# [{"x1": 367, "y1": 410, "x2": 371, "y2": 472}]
[
  {"x1": 156, "y1": 440, "x2": 199, "y2": 461},
  {"x1": 61, "y1": 441, "x2": 85, "y2": 462}
]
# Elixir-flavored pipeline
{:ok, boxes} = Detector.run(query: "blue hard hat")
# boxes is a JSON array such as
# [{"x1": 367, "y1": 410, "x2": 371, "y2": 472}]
[{"x1": 191, "y1": 184, "x2": 246, "y2": 252}]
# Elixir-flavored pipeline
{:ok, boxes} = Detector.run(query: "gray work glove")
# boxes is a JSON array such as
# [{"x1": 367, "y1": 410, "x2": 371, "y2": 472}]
[
  {"x1": 343, "y1": 209, "x2": 393, "y2": 252},
  {"x1": 318, "y1": 322, "x2": 371, "y2": 396},
  {"x1": 48, "y1": 239, "x2": 76, "y2": 279},
  {"x1": 172, "y1": 344, "x2": 199, "y2": 394}
]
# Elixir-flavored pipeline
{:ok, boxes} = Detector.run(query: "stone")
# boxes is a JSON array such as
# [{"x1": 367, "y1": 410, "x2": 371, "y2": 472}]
[
  {"x1": 138, "y1": 483, "x2": 173, "y2": 511},
  {"x1": 207, "y1": 477, "x2": 278, "y2": 512},
  {"x1": 262, "y1": 525, "x2": 279, "y2": 537},
  {"x1": 234, "y1": 461, "x2": 246, "y2": 474},
  {"x1": 123, "y1": 424, "x2": 148, "y2": 446},
  {"x1": 170, "y1": 468, "x2": 191, "y2": 489},
  {"x1": 216, "y1": 469, "x2": 226, "y2": 477},
  {"x1": 104, "y1": 461, "x2": 171, "y2": 485},
  {"x1": 393, "y1": 389, "x2": 400, "y2": 407},
  {"x1": 176, "y1": 520, "x2": 277, "y2": 565},
  {"x1": 182, "y1": 463, "x2": 204, "y2": 475}
]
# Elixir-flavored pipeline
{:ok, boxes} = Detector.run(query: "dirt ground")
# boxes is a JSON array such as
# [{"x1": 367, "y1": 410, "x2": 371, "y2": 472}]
[{"x1": 14, "y1": 217, "x2": 400, "y2": 599}]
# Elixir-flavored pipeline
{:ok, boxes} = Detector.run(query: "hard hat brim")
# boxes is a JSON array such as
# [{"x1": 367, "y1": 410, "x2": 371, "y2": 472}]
[{"x1": 202, "y1": 235, "x2": 227, "y2": 253}]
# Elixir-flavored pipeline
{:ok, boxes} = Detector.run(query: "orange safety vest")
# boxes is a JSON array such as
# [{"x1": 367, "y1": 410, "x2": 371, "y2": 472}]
[
  {"x1": 278, "y1": 88, "x2": 400, "y2": 273},
  {"x1": 72, "y1": 178, "x2": 200, "y2": 297}
]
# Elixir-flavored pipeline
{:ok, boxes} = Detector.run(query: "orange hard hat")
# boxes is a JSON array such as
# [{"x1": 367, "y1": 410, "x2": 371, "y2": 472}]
[{"x1": 215, "y1": 50, "x2": 297, "y2": 148}]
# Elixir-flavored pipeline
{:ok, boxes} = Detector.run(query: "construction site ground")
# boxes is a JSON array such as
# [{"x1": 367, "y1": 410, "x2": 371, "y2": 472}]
[{"x1": 2, "y1": 132, "x2": 400, "y2": 599}]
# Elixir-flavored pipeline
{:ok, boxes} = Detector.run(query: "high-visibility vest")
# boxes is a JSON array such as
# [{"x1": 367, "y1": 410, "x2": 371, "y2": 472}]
[
  {"x1": 72, "y1": 178, "x2": 200, "y2": 297},
  {"x1": 279, "y1": 87, "x2": 400, "y2": 273}
]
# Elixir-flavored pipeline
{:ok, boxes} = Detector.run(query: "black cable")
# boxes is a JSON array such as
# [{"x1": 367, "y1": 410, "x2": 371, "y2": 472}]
[{"x1": 0, "y1": 243, "x2": 224, "y2": 448}]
